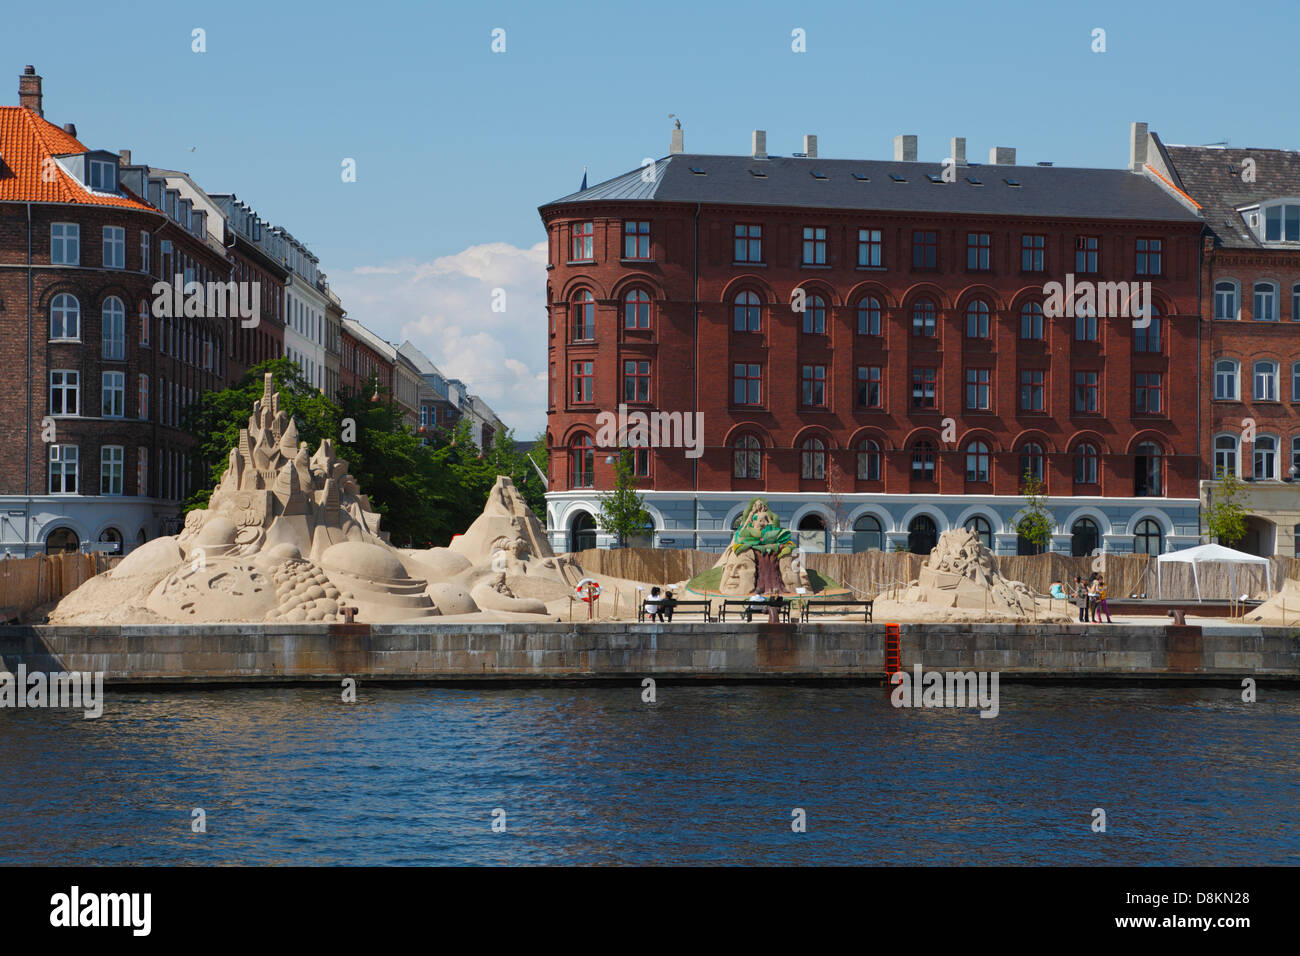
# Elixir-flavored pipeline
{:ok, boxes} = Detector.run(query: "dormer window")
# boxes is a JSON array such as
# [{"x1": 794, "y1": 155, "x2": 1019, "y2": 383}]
[
  {"x1": 1264, "y1": 202, "x2": 1300, "y2": 242},
  {"x1": 87, "y1": 158, "x2": 117, "y2": 192}
]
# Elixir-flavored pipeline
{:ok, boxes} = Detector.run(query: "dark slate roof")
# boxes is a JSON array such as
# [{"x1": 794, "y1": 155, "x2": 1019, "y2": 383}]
[
  {"x1": 1160, "y1": 144, "x2": 1300, "y2": 248},
  {"x1": 540, "y1": 154, "x2": 1202, "y2": 223}
]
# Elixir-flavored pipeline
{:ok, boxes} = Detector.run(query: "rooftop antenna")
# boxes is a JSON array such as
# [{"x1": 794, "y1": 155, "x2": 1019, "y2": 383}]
[{"x1": 1201, "y1": 140, "x2": 1229, "y2": 147}]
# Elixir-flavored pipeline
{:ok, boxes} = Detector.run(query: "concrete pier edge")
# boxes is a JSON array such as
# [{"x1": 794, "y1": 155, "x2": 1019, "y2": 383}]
[{"x1": 0, "y1": 621, "x2": 1297, "y2": 687}]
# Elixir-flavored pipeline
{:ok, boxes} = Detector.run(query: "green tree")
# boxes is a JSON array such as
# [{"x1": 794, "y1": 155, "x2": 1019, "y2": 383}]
[
  {"x1": 1205, "y1": 469, "x2": 1249, "y2": 547},
  {"x1": 1014, "y1": 469, "x2": 1054, "y2": 554},
  {"x1": 597, "y1": 450, "x2": 652, "y2": 548}
]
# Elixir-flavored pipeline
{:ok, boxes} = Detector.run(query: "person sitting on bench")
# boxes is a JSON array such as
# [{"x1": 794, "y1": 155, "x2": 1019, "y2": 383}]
[
  {"x1": 744, "y1": 589, "x2": 767, "y2": 622},
  {"x1": 646, "y1": 587, "x2": 663, "y2": 622},
  {"x1": 660, "y1": 588, "x2": 677, "y2": 622}
]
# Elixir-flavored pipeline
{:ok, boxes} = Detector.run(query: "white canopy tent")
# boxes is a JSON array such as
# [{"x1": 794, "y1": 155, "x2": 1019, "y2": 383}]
[{"x1": 1155, "y1": 543, "x2": 1272, "y2": 602}]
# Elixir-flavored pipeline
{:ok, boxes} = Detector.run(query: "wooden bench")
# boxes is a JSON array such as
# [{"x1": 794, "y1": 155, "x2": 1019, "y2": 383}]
[
  {"x1": 799, "y1": 599, "x2": 873, "y2": 623},
  {"x1": 718, "y1": 598, "x2": 792, "y2": 624},
  {"x1": 638, "y1": 599, "x2": 713, "y2": 623}
]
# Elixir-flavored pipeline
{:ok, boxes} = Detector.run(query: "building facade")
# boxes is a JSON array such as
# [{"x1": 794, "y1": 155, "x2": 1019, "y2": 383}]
[
  {"x1": 1150, "y1": 138, "x2": 1300, "y2": 555},
  {"x1": 539, "y1": 126, "x2": 1204, "y2": 554}
]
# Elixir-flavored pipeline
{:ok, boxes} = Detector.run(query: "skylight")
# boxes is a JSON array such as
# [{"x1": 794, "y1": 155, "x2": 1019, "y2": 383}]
[
  {"x1": 926, "y1": 173, "x2": 944, "y2": 184},
  {"x1": 811, "y1": 170, "x2": 827, "y2": 180},
  {"x1": 890, "y1": 174, "x2": 906, "y2": 183},
  {"x1": 689, "y1": 166, "x2": 705, "y2": 175},
  {"x1": 1003, "y1": 178, "x2": 1021, "y2": 187},
  {"x1": 967, "y1": 175, "x2": 983, "y2": 185},
  {"x1": 852, "y1": 173, "x2": 870, "y2": 182}
]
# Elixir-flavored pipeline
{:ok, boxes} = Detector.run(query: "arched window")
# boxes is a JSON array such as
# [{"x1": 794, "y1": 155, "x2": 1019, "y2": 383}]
[
  {"x1": 853, "y1": 514, "x2": 883, "y2": 552},
  {"x1": 907, "y1": 515, "x2": 938, "y2": 554},
  {"x1": 97, "y1": 527, "x2": 123, "y2": 555},
  {"x1": 797, "y1": 513, "x2": 828, "y2": 553},
  {"x1": 911, "y1": 297, "x2": 936, "y2": 337},
  {"x1": 1133, "y1": 303, "x2": 1160, "y2": 352},
  {"x1": 569, "y1": 511, "x2": 597, "y2": 553},
  {"x1": 856, "y1": 439, "x2": 882, "y2": 481},
  {"x1": 965, "y1": 299, "x2": 990, "y2": 338},
  {"x1": 800, "y1": 438, "x2": 826, "y2": 479},
  {"x1": 733, "y1": 435, "x2": 761, "y2": 479},
  {"x1": 1135, "y1": 441, "x2": 1162, "y2": 496},
  {"x1": 1291, "y1": 436, "x2": 1300, "y2": 479},
  {"x1": 570, "y1": 434, "x2": 594, "y2": 488},
  {"x1": 44, "y1": 526, "x2": 79, "y2": 554},
  {"x1": 1214, "y1": 434, "x2": 1239, "y2": 478},
  {"x1": 623, "y1": 289, "x2": 651, "y2": 329},
  {"x1": 911, "y1": 440, "x2": 936, "y2": 482},
  {"x1": 733, "y1": 290, "x2": 761, "y2": 332},
  {"x1": 1214, "y1": 280, "x2": 1239, "y2": 320},
  {"x1": 1016, "y1": 517, "x2": 1046, "y2": 555},
  {"x1": 102, "y1": 296, "x2": 125, "y2": 360},
  {"x1": 1070, "y1": 517, "x2": 1099, "y2": 557},
  {"x1": 964, "y1": 441, "x2": 990, "y2": 483},
  {"x1": 1214, "y1": 359, "x2": 1240, "y2": 400},
  {"x1": 1254, "y1": 281, "x2": 1278, "y2": 321},
  {"x1": 802, "y1": 294, "x2": 827, "y2": 334},
  {"x1": 857, "y1": 296, "x2": 882, "y2": 335},
  {"x1": 1254, "y1": 360, "x2": 1279, "y2": 401},
  {"x1": 1020, "y1": 302, "x2": 1044, "y2": 340},
  {"x1": 1253, "y1": 435, "x2": 1278, "y2": 480},
  {"x1": 571, "y1": 290, "x2": 595, "y2": 341},
  {"x1": 1134, "y1": 518, "x2": 1163, "y2": 555},
  {"x1": 51, "y1": 293, "x2": 80, "y2": 340},
  {"x1": 1020, "y1": 442, "x2": 1045, "y2": 483},
  {"x1": 964, "y1": 515, "x2": 992, "y2": 549},
  {"x1": 1074, "y1": 443, "x2": 1099, "y2": 484}
]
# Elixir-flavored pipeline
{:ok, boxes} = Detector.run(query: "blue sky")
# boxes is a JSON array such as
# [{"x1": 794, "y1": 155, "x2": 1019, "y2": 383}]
[{"x1": 4, "y1": 0, "x2": 1298, "y2": 432}]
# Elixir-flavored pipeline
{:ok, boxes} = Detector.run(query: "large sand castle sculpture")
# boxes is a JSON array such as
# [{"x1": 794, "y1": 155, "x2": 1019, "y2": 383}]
[
  {"x1": 50, "y1": 375, "x2": 584, "y2": 625},
  {"x1": 872, "y1": 527, "x2": 1071, "y2": 622},
  {"x1": 715, "y1": 498, "x2": 812, "y2": 595}
]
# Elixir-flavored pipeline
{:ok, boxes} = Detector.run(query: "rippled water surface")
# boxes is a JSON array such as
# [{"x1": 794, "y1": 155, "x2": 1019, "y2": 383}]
[{"x1": 0, "y1": 684, "x2": 1296, "y2": 865}]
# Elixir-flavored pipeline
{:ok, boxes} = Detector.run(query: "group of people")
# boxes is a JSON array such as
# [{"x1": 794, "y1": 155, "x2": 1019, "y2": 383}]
[
  {"x1": 644, "y1": 586, "x2": 677, "y2": 622},
  {"x1": 1049, "y1": 574, "x2": 1113, "y2": 623}
]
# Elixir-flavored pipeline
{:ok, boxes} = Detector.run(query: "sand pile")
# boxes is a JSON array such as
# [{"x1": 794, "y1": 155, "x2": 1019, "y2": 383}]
[
  {"x1": 49, "y1": 375, "x2": 599, "y2": 625},
  {"x1": 872, "y1": 527, "x2": 1072, "y2": 623},
  {"x1": 1243, "y1": 577, "x2": 1300, "y2": 625}
]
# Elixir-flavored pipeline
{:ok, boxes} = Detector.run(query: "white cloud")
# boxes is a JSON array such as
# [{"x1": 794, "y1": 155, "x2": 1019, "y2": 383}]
[{"x1": 330, "y1": 240, "x2": 549, "y2": 437}]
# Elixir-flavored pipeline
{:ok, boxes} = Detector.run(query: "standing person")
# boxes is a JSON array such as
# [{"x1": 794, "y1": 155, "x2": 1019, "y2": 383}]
[
  {"x1": 1073, "y1": 576, "x2": 1089, "y2": 622},
  {"x1": 1094, "y1": 575, "x2": 1113, "y2": 623}
]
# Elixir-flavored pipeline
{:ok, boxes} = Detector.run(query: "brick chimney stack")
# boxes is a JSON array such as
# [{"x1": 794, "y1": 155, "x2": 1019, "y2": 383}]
[{"x1": 19, "y1": 65, "x2": 43, "y2": 117}]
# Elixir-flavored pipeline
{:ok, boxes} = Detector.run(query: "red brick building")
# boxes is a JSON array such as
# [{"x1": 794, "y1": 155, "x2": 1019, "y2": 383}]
[
  {"x1": 1150, "y1": 138, "x2": 1300, "y2": 555},
  {"x1": 340, "y1": 317, "x2": 395, "y2": 398},
  {"x1": 540, "y1": 126, "x2": 1204, "y2": 556}
]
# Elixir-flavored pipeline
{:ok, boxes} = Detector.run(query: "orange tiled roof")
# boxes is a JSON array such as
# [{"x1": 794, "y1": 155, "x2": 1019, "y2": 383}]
[{"x1": 0, "y1": 105, "x2": 152, "y2": 209}]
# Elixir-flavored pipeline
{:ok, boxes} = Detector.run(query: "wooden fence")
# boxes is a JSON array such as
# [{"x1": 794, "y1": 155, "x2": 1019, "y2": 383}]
[{"x1": 0, "y1": 552, "x2": 119, "y2": 621}]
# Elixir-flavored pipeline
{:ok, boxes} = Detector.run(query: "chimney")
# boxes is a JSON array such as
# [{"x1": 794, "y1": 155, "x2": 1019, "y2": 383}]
[
  {"x1": 1130, "y1": 121, "x2": 1149, "y2": 171},
  {"x1": 119, "y1": 149, "x2": 131, "y2": 166},
  {"x1": 950, "y1": 137, "x2": 967, "y2": 166},
  {"x1": 989, "y1": 146, "x2": 1016, "y2": 165},
  {"x1": 62, "y1": 122, "x2": 76, "y2": 137},
  {"x1": 18, "y1": 65, "x2": 42, "y2": 117},
  {"x1": 670, "y1": 125, "x2": 684, "y2": 155},
  {"x1": 803, "y1": 134, "x2": 818, "y2": 159},
  {"x1": 752, "y1": 129, "x2": 767, "y2": 159},
  {"x1": 894, "y1": 134, "x2": 917, "y2": 162}
]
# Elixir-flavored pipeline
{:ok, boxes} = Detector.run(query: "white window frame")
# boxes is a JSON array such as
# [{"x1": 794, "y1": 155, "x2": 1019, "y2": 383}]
[
  {"x1": 87, "y1": 158, "x2": 116, "y2": 192},
  {"x1": 102, "y1": 371, "x2": 125, "y2": 418},
  {"x1": 102, "y1": 225, "x2": 125, "y2": 269},
  {"x1": 102, "y1": 296, "x2": 125, "y2": 360},
  {"x1": 50, "y1": 369, "x2": 79, "y2": 416},
  {"x1": 1253, "y1": 434, "x2": 1279, "y2": 480},
  {"x1": 1214, "y1": 359, "x2": 1240, "y2": 401},
  {"x1": 50, "y1": 222, "x2": 79, "y2": 265},
  {"x1": 50, "y1": 293, "x2": 80, "y2": 340},
  {"x1": 100, "y1": 445, "x2": 125, "y2": 496},
  {"x1": 141, "y1": 232, "x2": 151, "y2": 275},
  {"x1": 1213, "y1": 280, "x2": 1239, "y2": 320},
  {"x1": 1213, "y1": 434, "x2": 1239, "y2": 478},
  {"x1": 48, "y1": 444, "x2": 79, "y2": 494},
  {"x1": 1254, "y1": 360, "x2": 1279, "y2": 401},
  {"x1": 1254, "y1": 281, "x2": 1278, "y2": 321},
  {"x1": 1261, "y1": 200, "x2": 1300, "y2": 243}
]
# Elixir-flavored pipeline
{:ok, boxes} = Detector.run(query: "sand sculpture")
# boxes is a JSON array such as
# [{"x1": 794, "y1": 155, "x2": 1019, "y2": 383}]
[
  {"x1": 50, "y1": 375, "x2": 584, "y2": 625},
  {"x1": 873, "y1": 527, "x2": 1072, "y2": 622},
  {"x1": 1243, "y1": 578, "x2": 1300, "y2": 625},
  {"x1": 715, "y1": 498, "x2": 812, "y2": 596}
]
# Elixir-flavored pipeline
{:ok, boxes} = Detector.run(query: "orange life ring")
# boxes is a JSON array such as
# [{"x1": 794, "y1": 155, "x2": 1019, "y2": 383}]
[{"x1": 575, "y1": 577, "x2": 602, "y2": 602}]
